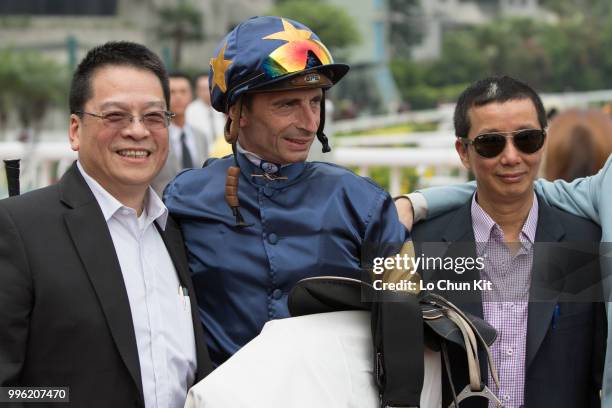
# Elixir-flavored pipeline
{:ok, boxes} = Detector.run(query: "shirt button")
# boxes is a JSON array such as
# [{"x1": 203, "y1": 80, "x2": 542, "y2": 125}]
[
  {"x1": 268, "y1": 233, "x2": 278, "y2": 244},
  {"x1": 263, "y1": 186, "x2": 274, "y2": 197},
  {"x1": 507, "y1": 348, "x2": 513, "y2": 356},
  {"x1": 272, "y1": 289, "x2": 283, "y2": 300},
  {"x1": 504, "y1": 395, "x2": 511, "y2": 401}
]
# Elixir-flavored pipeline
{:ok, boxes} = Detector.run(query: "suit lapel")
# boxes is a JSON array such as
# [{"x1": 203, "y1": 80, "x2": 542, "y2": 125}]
[
  {"x1": 156, "y1": 218, "x2": 213, "y2": 380},
  {"x1": 526, "y1": 196, "x2": 565, "y2": 369},
  {"x1": 429, "y1": 195, "x2": 567, "y2": 390},
  {"x1": 433, "y1": 201, "x2": 488, "y2": 401},
  {"x1": 59, "y1": 163, "x2": 144, "y2": 402}
]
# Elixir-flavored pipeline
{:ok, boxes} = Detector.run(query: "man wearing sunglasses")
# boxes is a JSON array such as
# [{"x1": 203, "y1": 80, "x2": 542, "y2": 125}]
[
  {"x1": 163, "y1": 16, "x2": 412, "y2": 366},
  {"x1": 408, "y1": 76, "x2": 605, "y2": 407}
]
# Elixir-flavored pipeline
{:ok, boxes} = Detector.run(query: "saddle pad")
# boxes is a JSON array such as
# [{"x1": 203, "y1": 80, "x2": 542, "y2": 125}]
[{"x1": 185, "y1": 311, "x2": 442, "y2": 408}]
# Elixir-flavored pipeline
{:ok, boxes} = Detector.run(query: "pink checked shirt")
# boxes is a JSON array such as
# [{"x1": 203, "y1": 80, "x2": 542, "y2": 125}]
[{"x1": 471, "y1": 193, "x2": 539, "y2": 408}]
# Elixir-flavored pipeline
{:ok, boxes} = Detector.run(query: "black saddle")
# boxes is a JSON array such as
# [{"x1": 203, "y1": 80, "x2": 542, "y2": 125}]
[{"x1": 289, "y1": 276, "x2": 503, "y2": 408}]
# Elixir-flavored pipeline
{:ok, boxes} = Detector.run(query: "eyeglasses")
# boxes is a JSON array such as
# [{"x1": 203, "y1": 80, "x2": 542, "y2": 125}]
[
  {"x1": 462, "y1": 129, "x2": 546, "y2": 158},
  {"x1": 75, "y1": 110, "x2": 175, "y2": 130}
]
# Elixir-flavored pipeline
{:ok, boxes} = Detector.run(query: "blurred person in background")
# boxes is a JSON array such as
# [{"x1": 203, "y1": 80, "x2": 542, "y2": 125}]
[
  {"x1": 186, "y1": 73, "x2": 229, "y2": 158},
  {"x1": 152, "y1": 72, "x2": 209, "y2": 196}
]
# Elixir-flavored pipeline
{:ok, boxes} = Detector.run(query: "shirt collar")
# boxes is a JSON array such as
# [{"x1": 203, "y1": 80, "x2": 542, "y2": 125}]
[
  {"x1": 76, "y1": 160, "x2": 168, "y2": 229},
  {"x1": 471, "y1": 194, "x2": 497, "y2": 245},
  {"x1": 236, "y1": 141, "x2": 289, "y2": 171},
  {"x1": 521, "y1": 194, "x2": 539, "y2": 243},
  {"x1": 234, "y1": 144, "x2": 307, "y2": 187},
  {"x1": 471, "y1": 192, "x2": 539, "y2": 249},
  {"x1": 169, "y1": 122, "x2": 190, "y2": 141}
]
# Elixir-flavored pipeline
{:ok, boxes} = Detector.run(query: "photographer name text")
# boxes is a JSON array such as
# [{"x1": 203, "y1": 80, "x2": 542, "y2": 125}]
[{"x1": 373, "y1": 279, "x2": 493, "y2": 292}]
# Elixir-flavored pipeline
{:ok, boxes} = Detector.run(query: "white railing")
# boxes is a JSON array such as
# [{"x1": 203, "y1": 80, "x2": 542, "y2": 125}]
[
  {"x1": 5, "y1": 86, "x2": 612, "y2": 198},
  {"x1": 333, "y1": 147, "x2": 465, "y2": 196},
  {"x1": 333, "y1": 105, "x2": 455, "y2": 134},
  {"x1": 540, "y1": 89, "x2": 612, "y2": 109},
  {"x1": 0, "y1": 140, "x2": 465, "y2": 198},
  {"x1": 332, "y1": 88, "x2": 612, "y2": 135},
  {"x1": 0, "y1": 141, "x2": 76, "y2": 197},
  {"x1": 335, "y1": 131, "x2": 453, "y2": 148},
  {"x1": 5, "y1": 86, "x2": 612, "y2": 199}
]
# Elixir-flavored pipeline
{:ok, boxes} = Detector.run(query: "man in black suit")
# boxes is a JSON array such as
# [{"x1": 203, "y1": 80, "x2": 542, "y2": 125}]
[
  {"x1": 0, "y1": 42, "x2": 212, "y2": 408},
  {"x1": 412, "y1": 76, "x2": 605, "y2": 407}
]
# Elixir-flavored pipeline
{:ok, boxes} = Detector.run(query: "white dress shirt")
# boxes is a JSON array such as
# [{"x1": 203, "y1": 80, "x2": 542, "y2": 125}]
[
  {"x1": 77, "y1": 161, "x2": 197, "y2": 408},
  {"x1": 169, "y1": 123, "x2": 199, "y2": 167}
]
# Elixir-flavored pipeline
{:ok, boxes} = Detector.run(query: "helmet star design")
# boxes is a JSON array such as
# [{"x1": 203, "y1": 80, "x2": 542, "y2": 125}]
[
  {"x1": 208, "y1": 16, "x2": 349, "y2": 114},
  {"x1": 210, "y1": 43, "x2": 232, "y2": 93}
]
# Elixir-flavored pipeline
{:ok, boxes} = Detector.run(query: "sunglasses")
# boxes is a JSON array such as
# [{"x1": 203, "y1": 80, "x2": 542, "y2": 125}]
[{"x1": 462, "y1": 129, "x2": 546, "y2": 158}]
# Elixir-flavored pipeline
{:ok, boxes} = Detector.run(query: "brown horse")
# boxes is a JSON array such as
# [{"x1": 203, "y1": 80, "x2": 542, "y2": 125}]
[{"x1": 544, "y1": 109, "x2": 612, "y2": 181}]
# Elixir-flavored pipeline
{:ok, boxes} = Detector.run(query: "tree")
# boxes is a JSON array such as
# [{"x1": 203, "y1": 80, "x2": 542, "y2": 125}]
[
  {"x1": 387, "y1": 1, "x2": 612, "y2": 110},
  {"x1": 540, "y1": 0, "x2": 612, "y2": 24},
  {"x1": 390, "y1": 14, "x2": 612, "y2": 108},
  {"x1": 468, "y1": 18, "x2": 550, "y2": 89},
  {"x1": 155, "y1": 1, "x2": 203, "y2": 69},
  {"x1": 539, "y1": 18, "x2": 605, "y2": 91},
  {"x1": 270, "y1": 0, "x2": 360, "y2": 54},
  {"x1": 0, "y1": 51, "x2": 11, "y2": 138},
  {"x1": 0, "y1": 49, "x2": 68, "y2": 141},
  {"x1": 387, "y1": 0, "x2": 423, "y2": 58}
]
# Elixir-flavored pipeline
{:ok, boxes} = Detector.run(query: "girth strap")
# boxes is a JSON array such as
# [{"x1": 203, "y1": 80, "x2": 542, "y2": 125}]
[{"x1": 372, "y1": 290, "x2": 424, "y2": 408}]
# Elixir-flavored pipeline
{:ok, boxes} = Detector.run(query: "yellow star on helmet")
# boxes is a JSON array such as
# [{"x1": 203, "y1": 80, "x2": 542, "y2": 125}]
[
  {"x1": 263, "y1": 18, "x2": 312, "y2": 43},
  {"x1": 210, "y1": 42, "x2": 232, "y2": 93}
]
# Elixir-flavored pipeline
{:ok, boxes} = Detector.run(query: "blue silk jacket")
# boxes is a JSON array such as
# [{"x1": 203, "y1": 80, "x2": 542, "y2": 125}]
[{"x1": 164, "y1": 153, "x2": 410, "y2": 365}]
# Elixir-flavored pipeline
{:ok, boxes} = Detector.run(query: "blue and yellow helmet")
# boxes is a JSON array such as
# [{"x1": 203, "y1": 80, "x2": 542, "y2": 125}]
[{"x1": 209, "y1": 15, "x2": 349, "y2": 114}]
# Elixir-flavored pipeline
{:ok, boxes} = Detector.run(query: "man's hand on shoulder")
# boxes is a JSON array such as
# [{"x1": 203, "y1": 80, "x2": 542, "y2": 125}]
[{"x1": 394, "y1": 196, "x2": 414, "y2": 231}]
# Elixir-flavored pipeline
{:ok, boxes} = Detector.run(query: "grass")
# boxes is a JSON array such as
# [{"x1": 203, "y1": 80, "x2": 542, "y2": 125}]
[{"x1": 335, "y1": 121, "x2": 437, "y2": 137}]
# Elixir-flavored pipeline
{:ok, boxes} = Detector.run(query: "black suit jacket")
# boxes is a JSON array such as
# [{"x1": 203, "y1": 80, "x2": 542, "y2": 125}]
[
  {"x1": 0, "y1": 163, "x2": 213, "y2": 407},
  {"x1": 412, "y1": 194, "x2": 606, "y2": 408}
]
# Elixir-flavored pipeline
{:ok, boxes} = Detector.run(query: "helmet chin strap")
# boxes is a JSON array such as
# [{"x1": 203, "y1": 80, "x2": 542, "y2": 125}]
[
  {"x1": 222, "y1": 95, "x2": 253, "y2": 228},
  {"x1": 316, "y1": 91, "x2": 331, "y2": 153},
  {"x1": 225, "y1": 142, "x2": 253, "y2": 228},
  {"x1": 224, "y1": 96, "x2": 243, "y2": 145}
]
